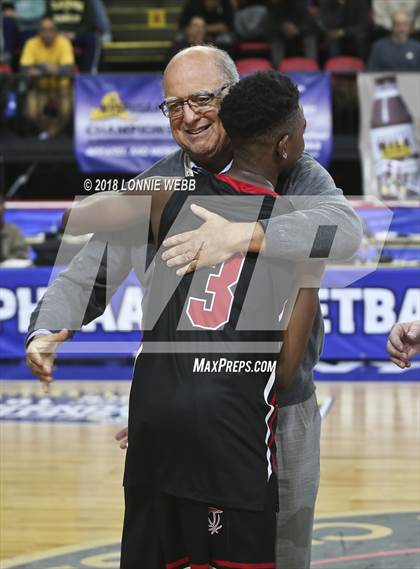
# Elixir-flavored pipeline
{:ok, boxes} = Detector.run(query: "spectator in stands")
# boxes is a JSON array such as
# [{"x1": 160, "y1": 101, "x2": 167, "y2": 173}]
[
  {"x1": 368, "y1": 10, "x2": 420, "y2": 70},
  {"x1": 234, "y1": 2, "x2": 268, "y2": 43},
  {"x1": 319, "y1": 0, "x2": 369, "y2": 59},
  {"x1": 179, "y1": 0, "x2": 236, "y2": 55},
  {"x1": 47, "y1": 0, "x2": 99, "y2": 72},
  {"x1": 0, "y1": 197, "x2": 29, "y2": 261},
  {"x1": 1, "y1": 0, "x2": 47, "y2": 67},
  {"x1": 1, "y1": 2, "x2": 18, "y2": 64},
  {"x1": 372, "y1": 0, "x2": 420, "y2": 41},
  {"x1": 267, "y1": 0, "x2": 318, "y2": 67},
  {"x1": 91, "y1": 0, "x2": 111, "y2": 44},
  {"x1": 20, "y1": 17, "x2": 74, "y2": 137},
  {"x1": 167, "y1": 16, "x2": 206, "y2": 61},
  {"x1": 15, "y1": 0, "x2": 47, "y2": 41}
]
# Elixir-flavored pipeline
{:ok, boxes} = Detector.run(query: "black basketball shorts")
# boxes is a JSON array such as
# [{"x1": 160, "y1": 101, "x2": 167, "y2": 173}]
[{"x1": 121, "y1": 476, "x2": 277, "y2": 569}]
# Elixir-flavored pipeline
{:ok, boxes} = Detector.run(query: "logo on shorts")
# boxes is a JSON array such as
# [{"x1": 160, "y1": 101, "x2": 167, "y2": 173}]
[{"x1": 208, "y1": 507, "x2": 223, "y2": 535}]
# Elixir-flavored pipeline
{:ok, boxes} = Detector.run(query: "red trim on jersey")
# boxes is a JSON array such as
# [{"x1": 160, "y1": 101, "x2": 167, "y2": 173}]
[
  {"x1": 166, "y1": 557, "x2": 190, "y2": 569},
  {"x1": 213, "y1": 561, "x2": 276, "y2": 569},
  {"x1": 214, "y1": 174, "x2": 279, "y2": 198},
  {"x1": 268, "y1": 391, "x2": 278, "y2": 470},
  {"x1": 269, "y1": 407, "x2": 279, "y2": 471}
]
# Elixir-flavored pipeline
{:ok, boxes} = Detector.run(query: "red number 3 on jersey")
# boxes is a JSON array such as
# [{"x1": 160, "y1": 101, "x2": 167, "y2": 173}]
[{"x1": 186, "y1": 255, "x2": 245, "y2": 330}]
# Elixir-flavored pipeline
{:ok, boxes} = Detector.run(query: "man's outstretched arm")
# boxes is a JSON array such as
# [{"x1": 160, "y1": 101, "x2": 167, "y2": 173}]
[
  {"x1": 162, "y1": 156, "x2": 363, "y2": 273},
  {"x1": 26, "y1": 232, "x2": 135, "y2": 386},
  {"x1": 26, "y1": 151, "x2": 186, "y2": 385}
]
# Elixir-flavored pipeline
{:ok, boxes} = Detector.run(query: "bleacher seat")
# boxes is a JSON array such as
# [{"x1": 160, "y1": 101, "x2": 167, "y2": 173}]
[
  {"x1": 325, "y1": 56, "x2": 365, "y2": 72},
  {"x1": 236, "y1": 58, "x2": 273, "y2": 74},
  {"x1": 0, "y1": 64, "x2": 12, "y2": 75},
  {"x1": 238, "y1": 42, "x2": 271, "y2": 58},
  {"x1": 278, "y1": 57, "x2": 320, "y2": 72},
  {"x1": 103, "y1": 0, "x2": 181, "y2": 69}
]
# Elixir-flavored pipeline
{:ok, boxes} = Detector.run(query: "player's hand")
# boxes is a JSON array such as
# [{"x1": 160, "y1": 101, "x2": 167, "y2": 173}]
[
  {"x1": 115, "y1": 426, "x2": 128, "y2": 449},
  {"x1": 161, "y1": 204, "x2": 259, "y2": 277},
  {"x1": 25, "y1": 329, "x2": 69, "y2": 393},
  {"x1": 387, "y1": 320, "x2": 420, "y2": 368}
]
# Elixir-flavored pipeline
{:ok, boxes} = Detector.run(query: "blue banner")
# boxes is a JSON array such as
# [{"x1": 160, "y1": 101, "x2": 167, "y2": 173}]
[
  {"x1": 287, "y1": 72, "x2": 332, "y2": 168},
  {"x1": 1, "y1": 267, "x2": 418, "y2": 364},
  {"x1": 320, "y1": 267, "x2": 419, "y2": 359},
  {"x1": 5, "y1": 208, "x2": 65, "y2": 236},
  {"x1": 74, "y1": 74, "x2": 178, "y2": 173},
  {"x1": 0, "y1": 268, "x2": 143, "y2": 358},
  {"x1": 74, "y1": 72, "x2": 332, "y2": 173}
]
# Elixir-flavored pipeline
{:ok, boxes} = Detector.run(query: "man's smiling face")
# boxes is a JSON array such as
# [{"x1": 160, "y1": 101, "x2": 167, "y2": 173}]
[{"x1": 163, "y1": 50, "x2": 232, "y2": 168}]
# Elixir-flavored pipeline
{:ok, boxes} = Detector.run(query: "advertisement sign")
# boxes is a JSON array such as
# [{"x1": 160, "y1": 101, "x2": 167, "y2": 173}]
[
  {"x1": 287, "y1": 72, "x2": 332, "y2": 167},
  {"x1": 75, "y1": 74, "x2": 178, "y2": 173},
  {"x1": 358, "y1": 73, "x2": 420, "y2": 200},
  {"x1": 1, "y1": 267, "x2": 418, "y2": 362}
]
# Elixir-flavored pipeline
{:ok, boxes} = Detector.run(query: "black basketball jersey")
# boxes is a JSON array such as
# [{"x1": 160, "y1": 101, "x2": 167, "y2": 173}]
[{"x1": 124, "y1": 174, "x2": 296, "y2": 512}]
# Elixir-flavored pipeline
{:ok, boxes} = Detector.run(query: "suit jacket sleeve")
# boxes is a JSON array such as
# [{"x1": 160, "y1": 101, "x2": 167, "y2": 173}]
[
  {"x1": 27, "y1": 150, "x2": 185, "y2": 340},
  {"x1": 259, "y1": 153, "x2": 363, "y2": 262}
]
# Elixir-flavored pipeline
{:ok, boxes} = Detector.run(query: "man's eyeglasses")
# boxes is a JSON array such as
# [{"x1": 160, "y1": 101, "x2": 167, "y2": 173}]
[{"x1": 159, "y1": 83, "x2": 231, "y2": 119}]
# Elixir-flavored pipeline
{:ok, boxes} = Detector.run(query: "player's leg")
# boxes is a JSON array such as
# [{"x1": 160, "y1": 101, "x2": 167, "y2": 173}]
[
  {"x1": 120, "y1": 483, "x2": 164, "y2": 569},
  {"x1": 160, "y1": 494, "x2": 210, "y2": 569},
  {"x1": 275, "y1": 392, "x2": 321, "y2": 569}
]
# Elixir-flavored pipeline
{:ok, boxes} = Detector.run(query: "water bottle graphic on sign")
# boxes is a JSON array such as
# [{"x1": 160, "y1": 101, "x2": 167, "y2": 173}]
[{"x1": 370, "y1": 76, "x2": 419, "y2": 199}]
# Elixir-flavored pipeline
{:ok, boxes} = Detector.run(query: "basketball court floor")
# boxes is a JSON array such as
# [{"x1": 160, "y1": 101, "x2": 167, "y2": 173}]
[{"x1": 1, "y1": 380, "x2": 419, "y2": 569}]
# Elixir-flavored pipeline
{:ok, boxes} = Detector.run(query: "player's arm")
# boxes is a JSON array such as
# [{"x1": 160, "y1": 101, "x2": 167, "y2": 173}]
[{"x1": 276, "y1": 287, "x2": 318, "y2": 391}]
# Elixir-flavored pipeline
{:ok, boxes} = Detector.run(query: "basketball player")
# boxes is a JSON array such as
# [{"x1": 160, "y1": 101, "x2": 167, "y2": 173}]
[
  {"x1": 27, "y1": 46, "x2": 362, "y2": 569},
  {"x1": 387, "y1": 320, "x2": 420, "y2": 368},
  {"x1": 64, "y1": 71, "x2": 321, "y2": 567}
]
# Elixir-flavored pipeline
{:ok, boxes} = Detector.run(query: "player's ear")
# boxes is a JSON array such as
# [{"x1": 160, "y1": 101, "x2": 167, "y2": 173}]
[{"x1": 276, "y1": 134, "x2": 289, "y2": 160}]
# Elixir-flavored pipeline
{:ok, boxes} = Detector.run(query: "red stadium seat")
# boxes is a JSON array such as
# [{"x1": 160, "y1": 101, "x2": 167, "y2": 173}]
[
  {"x1": 278, "y1": 57, "x2": 320, "y2": 72},
  {"x1": 235, "y1": 58, "x2": 273, "y2": 74},
  {"x1": 325, "y1": 56, "x2": 365, "y2": 72},
  {"x1": 238, "y1": 42, "x2": 271, "y2": 57},
  {"x1": 0, "y1": 63, "x2": 12, "y2": 75}
]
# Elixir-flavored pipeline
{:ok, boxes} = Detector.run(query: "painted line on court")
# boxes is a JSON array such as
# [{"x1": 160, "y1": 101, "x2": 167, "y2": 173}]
[{"x1": 311, "y1": 547, "x2": 420, "y2": 566}]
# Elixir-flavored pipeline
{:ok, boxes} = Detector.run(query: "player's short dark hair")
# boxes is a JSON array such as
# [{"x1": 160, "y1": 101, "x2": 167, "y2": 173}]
[{"x1": 219, "y1": 71, "x2": 300, "y2": 146}]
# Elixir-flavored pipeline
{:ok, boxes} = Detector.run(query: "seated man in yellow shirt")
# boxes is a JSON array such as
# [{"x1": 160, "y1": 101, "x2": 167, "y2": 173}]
[{"x1": 20, "y1": 17, "x2": 74, "y2": 137}]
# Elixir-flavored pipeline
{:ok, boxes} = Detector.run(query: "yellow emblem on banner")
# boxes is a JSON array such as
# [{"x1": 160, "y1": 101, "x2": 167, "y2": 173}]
[
  {"x1": 90, "y1": 92, "x2": 129, "y2": 120},
  {"x1": 148, "y1": 9, "x2": 166, "y2": 28}
]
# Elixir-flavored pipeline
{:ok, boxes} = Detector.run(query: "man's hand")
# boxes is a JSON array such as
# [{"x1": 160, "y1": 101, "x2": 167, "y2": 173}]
[
  {"x1": 28, "y1": 67, "x2": 41, "y2": 77},
  {"x1": 25, "y1": 329, "x2": 69, "y2": 392},
  {"x1": 45, "y1": 63, "x2": 59, "y2": 75},
  {"x1": 387, "y1": 320, "x2": 420, "y2": 369},
  {"x1": 161, "y1": 204, "x2": 265, "y2": 276},
  {"x1": 328, "y1": 28, "x2": 344, "y2": 41},
  {"x1": 115, "y1": 426, "x2": 128, "y2": 449},
  {"x1": 282, "y1": 22, "x2": 299, "y2": 37}
]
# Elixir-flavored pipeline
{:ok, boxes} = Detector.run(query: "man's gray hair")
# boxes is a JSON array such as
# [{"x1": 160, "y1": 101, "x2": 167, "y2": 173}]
[
  {"x1": 211, "y1": 45, "x2": 240, "y2": 84},
  {"x1": 167, "y1": 45, "x2": 239, "y2": 84}
]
